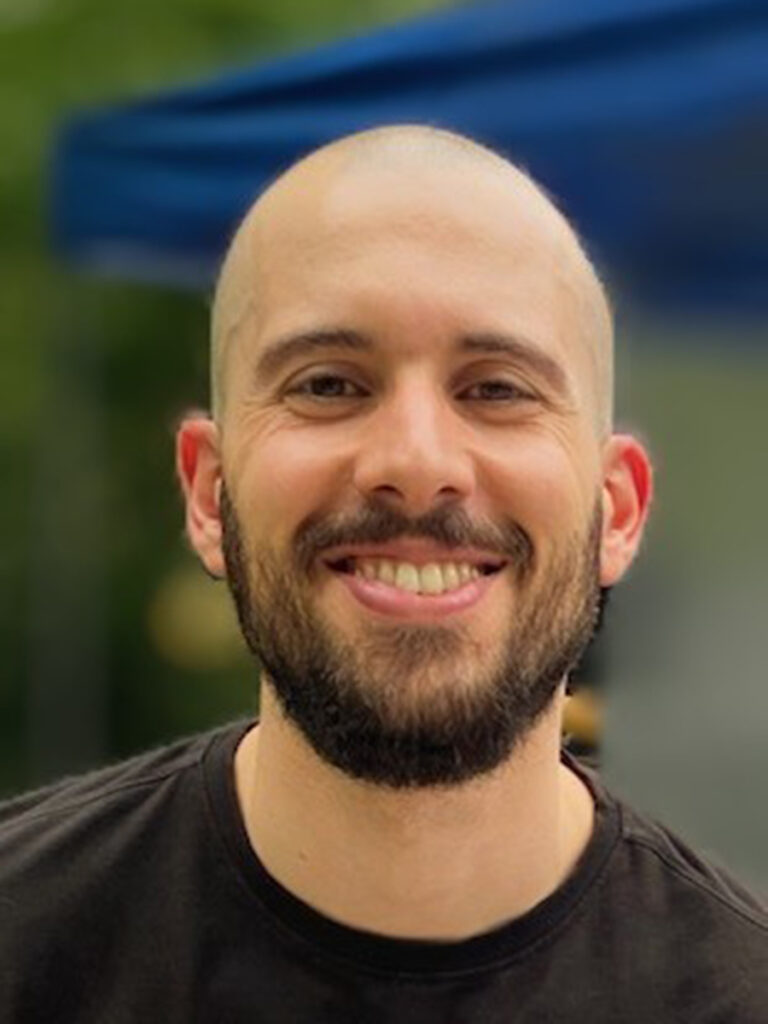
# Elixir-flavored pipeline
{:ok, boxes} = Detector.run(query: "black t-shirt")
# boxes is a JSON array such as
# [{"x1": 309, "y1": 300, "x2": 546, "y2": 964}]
[{"x1": 0, "y1": 720, "x2": 765, "y2": 1022}]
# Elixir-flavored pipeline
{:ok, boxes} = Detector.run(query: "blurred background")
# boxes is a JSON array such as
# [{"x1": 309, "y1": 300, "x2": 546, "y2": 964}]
[{"x1": 1, "y1": 0, "x2": 766, "y2": 890}]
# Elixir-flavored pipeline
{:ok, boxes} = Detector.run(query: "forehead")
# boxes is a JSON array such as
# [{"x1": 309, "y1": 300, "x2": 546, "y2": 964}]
[
  {"x1": 222, "y1": 159, "x2": 605, "y2": 407},
  {"x1": 257, "y1": 156, "x2": 573, "y2": 280}
]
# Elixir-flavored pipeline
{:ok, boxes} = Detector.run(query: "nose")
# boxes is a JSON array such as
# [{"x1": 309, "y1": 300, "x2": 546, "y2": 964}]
[{"x1": 351, "y1": 375, "x2": 475, "y2": 517}]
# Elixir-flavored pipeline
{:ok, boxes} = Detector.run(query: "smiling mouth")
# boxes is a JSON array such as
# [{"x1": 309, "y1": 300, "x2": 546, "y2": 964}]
[{"x1": 326, "y1": 556, "x2": 505, "y2": 598}]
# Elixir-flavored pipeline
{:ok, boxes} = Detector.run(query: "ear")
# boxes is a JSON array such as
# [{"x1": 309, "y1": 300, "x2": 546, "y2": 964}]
[
  {"x1": 176, "y1": 413, "x2": 225, "y2": 578},
  {"x1": 599, "y1": 433, "x2": 653, "y2": 587}
]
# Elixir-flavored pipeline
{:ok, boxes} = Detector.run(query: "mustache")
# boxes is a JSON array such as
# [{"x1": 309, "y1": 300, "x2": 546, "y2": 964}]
[{"x1": 291, "y1": 496, "x2": 535, "y2": 579}]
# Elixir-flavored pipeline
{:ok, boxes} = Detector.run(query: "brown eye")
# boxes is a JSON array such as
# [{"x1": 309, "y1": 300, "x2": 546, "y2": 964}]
[
  {"x1": 464, "y1": 380, "x2": 533, "y2": 401},
  {"x1": 289, "y1": 374, "x2": 365, "y2": 399}
]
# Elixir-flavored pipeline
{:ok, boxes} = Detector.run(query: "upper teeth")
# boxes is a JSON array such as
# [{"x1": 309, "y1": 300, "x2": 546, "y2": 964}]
[{"x1": 353, "y1": 559, "x2": 484, "y2": 595}]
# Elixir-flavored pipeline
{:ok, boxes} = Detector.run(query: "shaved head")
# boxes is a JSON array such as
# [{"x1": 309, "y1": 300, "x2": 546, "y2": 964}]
[
  {"x1": 210, "y1": 124, "x2": 613, "y2": 435},
  {"x1": 176, "y1": 125, "x2": 654, "y2": 794},
  {"x1": 179, "y1": 126, "x2": 654, "y2": 791}
]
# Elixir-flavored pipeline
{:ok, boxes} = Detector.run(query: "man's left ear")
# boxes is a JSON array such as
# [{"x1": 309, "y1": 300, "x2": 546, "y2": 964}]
[{"x1": 599, "y1": 434, "x2": 653, "y2": 587}]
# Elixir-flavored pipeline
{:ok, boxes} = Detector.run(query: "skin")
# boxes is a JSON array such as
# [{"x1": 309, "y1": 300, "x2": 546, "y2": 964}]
[{"x1": 177, "y1": 126, "x2": 652, "y2": 940}]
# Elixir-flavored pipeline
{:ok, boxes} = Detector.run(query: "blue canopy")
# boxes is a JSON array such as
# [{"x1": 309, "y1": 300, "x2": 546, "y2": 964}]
[{"x1": 52, "y1": 0, "x2": 768, "y2": 311}]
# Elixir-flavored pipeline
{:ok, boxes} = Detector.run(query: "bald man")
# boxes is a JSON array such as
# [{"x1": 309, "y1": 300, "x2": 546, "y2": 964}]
[{"x1": 1, "y1": 126, "x2": 766, "y2": 1021}]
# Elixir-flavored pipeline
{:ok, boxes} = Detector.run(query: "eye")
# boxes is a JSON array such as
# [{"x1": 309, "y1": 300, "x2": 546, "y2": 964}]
[
  {"x1": 286, "y1": 373, "x2": 367, "y2": 400},
  {"x1": 462, "y1": 379, "x2": 535, "y2": 402}
]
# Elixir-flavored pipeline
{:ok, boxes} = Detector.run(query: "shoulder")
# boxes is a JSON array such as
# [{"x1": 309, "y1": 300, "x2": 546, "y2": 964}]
[
  {"x1": 580, "y1": 760, "x2": 768, "y2": 978},
  {"x1": 616, "y1": 797, "x2": 768, "y2": 930},
  {"x1": 0, "y1": 722, "x2": 249, "y2": 1016},
  {"x1": 570, "y1": 753, "x2": 766, "y2": 929},
  {"x1": 564, "y1": 756, "x2": 768, "y2": 1015},
  {"x1": 568, "y1": 751, "x2": 766, "y2": 936},
  {"x1": 0, "y1": 722, "x2": 245, "y2": 892},
  {"x1": 1, "y1": 729, "x2": 207, "y2": 835}
]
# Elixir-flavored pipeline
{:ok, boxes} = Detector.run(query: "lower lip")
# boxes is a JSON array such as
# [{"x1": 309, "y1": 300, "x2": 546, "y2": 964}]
[{"x1": 331, "y1": 568, "x2": 500, "y2": 619}]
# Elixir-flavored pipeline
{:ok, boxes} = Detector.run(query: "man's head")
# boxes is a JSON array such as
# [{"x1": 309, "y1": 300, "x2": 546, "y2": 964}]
[
  {"x1": 210, "y1": 126, "x2": 615, "y2": 436},
  {"x1": 177, "y1": 124, "x2": 652, "y2": 788}
]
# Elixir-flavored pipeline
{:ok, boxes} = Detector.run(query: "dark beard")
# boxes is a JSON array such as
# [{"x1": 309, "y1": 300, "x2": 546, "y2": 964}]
[{"x1": 221, "y1": 486, "x2": 605, "y2": 789}]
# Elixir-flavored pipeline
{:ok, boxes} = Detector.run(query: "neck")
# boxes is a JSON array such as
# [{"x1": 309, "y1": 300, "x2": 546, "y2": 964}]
[{"x1": 235, "y1": 682, "x2": 594, "y2": 941}]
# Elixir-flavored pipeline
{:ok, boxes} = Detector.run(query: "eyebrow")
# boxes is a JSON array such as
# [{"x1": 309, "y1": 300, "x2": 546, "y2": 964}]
[
  {"x1": 254, "y1": 328, "x2": 371, "y2": 383},
  {"x1": 254, "y1": 327, "x2": 571, "y2": 399}
]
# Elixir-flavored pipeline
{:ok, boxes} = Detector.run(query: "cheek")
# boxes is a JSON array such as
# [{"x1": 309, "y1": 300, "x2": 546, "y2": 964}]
[
  {"x1": 482, "y1": 437, "x2": 592, "y2": 536},
  {"x1": 227, "y1": 422, "x2": 344, "y2": 540}
]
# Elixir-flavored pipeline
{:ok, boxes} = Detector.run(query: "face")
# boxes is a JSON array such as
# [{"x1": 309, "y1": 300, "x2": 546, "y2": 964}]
[{"x1": 196, "y1": 160, "x2": 639, "y2": 789}]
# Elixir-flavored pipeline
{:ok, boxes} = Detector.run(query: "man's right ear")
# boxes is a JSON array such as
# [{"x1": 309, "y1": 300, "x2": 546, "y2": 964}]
[{"x1": 175, "y1": 414, "x2": 225, "y2": 578}]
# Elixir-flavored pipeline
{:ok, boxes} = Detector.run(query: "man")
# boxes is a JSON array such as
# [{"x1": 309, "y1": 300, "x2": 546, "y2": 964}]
[{"x1": 2, "y1": 125, "x2": 766, "y2": 1021}]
